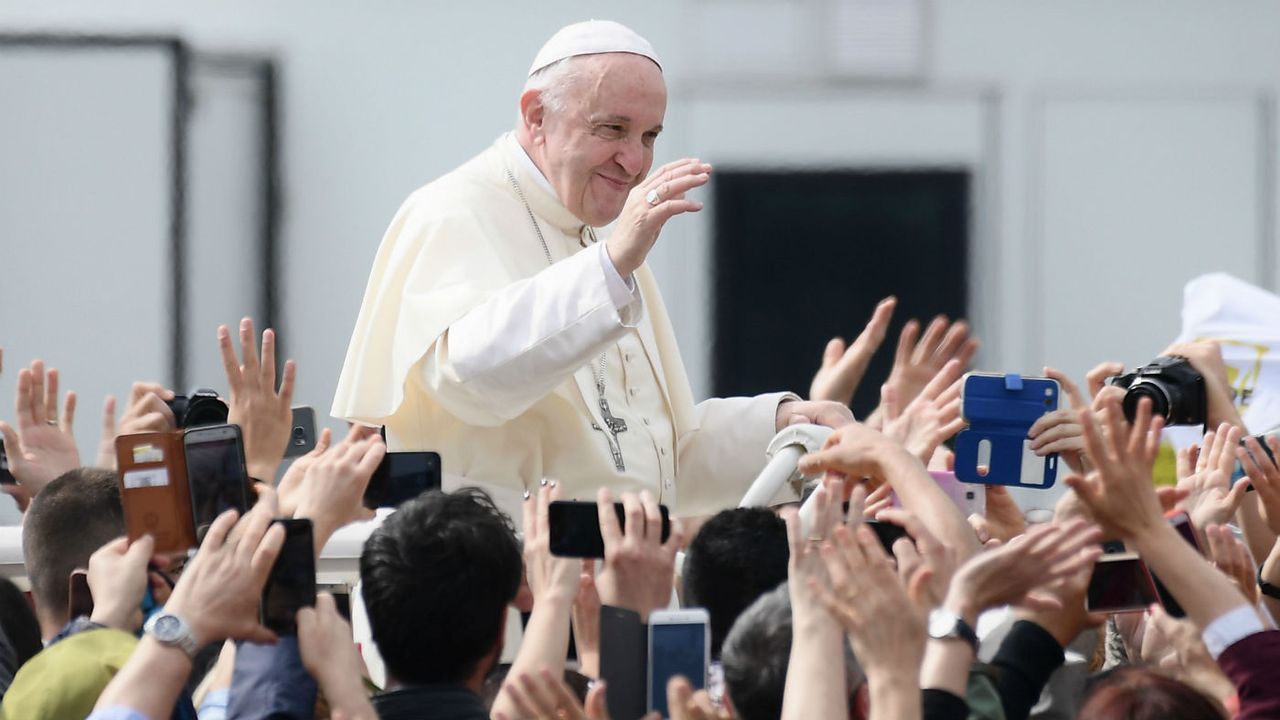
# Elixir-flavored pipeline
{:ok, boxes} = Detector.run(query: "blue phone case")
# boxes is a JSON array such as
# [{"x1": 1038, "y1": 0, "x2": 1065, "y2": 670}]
[{"x1": 954, "y1": 373, "x2": 1060, "y2": 488}]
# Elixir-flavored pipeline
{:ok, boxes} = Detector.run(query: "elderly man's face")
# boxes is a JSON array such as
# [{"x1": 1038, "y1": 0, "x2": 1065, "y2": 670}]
[{"x1": 538, "y1": 54, "x2": 667, "y2": 226}]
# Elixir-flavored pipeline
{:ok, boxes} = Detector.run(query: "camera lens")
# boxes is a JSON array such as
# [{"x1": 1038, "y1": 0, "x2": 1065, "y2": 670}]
[
  {"x1": 1123, "y1": 381, "x2": 1171, "y2": 422},
  {"x1": 292, "y1": 426, "x2": 305, "y2": 438}
]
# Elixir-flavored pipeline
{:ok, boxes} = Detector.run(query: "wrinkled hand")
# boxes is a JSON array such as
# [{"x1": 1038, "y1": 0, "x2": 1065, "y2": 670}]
[
  {"x1": 523, "y1": 482, "x2": 582, "y2": 605},
  {"x1": 219, "y1": 318, "x2": 296, "y2": 481},
  {"x1": 96, "y1": 383, "x2": 178, "y2": 470},
  {"x1": 879, "y1": 359, "x2": 965, "y2": 464},
  {"x1": 775, "y1": 399, "x2": 854, "y2": 432},
  {"x1": 0, "y1": 360, "x2": 81, "y2": 501},
  {"x1": 297, "y1": 593, "x2": 371, "y2": 713},
  {"x1": 944, "y1": 519, "x2": 1102, "y2": 619},
  {"x1": 595, "y1": 489, "x2": 682, "y2": 620},
  {"x1": 1176, "y1": 423, "x2": 1249, "y2": 531},
  {"x1": 1064, "y1": 397, "x2": 1166, "y2": 541},
  {"x1": 809, "y1": 296, "x2": 896, "y2": 406},
  {"x1": 164, "y1": 496, "x2": 286, "y2": 647},
  {"x1": 292, "y1": 426, "x2": 382, "y2": 553},
  {"x1": 1204, "y1": 523, "x2": 1259, "y2": 605},
  {"x1": 607, "y1": 159, "x2": 711, "y2": 277},
  {"x1": 1238, "y1": 434, "x2": 1280, "y2": 534},
  {"x1": 878, "y1": 315, "x2": 978, "y2": 419},
  {"x1": 87, "y1": 535, "x2": 155, "y2": 631}
]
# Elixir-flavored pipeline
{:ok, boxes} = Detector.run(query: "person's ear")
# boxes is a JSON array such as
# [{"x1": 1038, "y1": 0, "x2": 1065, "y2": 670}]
[{"x1": 519, "y1": 89, "x2": 548, "y2": 143}]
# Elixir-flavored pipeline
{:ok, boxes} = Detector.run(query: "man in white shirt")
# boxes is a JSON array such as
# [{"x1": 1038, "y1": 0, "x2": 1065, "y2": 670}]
[{"x1": 332, "y1": 20, "x2": 851, "y2": 517}]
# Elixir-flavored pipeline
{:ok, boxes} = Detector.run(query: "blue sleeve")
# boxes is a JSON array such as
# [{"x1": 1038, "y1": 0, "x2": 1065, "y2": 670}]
[
  {"x1": 87, "y1": 709, "x2": 153, "y2": 720},
  {"x1": 225, "y1": 637, "x2": 317, "y2": 720}
]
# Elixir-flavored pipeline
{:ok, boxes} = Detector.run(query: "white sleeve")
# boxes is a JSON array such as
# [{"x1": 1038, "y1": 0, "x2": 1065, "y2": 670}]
[
  {"x1": 1202, "y1": 604, "x2": 1267, "y2": 659},
  {"x1": 674, "y1": 392, "x2": 800, "y2": 517},
  {"x1": 599, "y1": 241, "x2": 639, "y2": 309},
  {"x1": 420, "y1": 244, "x2": 644, "y2": 426}
]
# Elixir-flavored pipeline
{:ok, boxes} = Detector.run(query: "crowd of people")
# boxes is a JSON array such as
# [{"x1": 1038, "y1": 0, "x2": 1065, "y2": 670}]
[{"x1": 0, "y1": 310, "x2": 1279, "y2": 720}]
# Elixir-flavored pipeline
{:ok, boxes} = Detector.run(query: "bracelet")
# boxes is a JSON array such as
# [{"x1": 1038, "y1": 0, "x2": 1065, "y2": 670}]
[{"x1": 1256, "y1": 564, "x2": 1280, "y2": 600}]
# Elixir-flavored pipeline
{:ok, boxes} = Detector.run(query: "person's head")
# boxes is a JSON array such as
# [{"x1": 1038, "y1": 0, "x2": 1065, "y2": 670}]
[
  {"x1": 1078, "y1": 666, "x2": 1226, "y2": 720},
  {"x1": 682, "y1": 507, "x2": 789, "y2": 657},
  {"x1": 360, "y1": 487, "x2": 522, "y2": 690},
  {"x1": 516, "y1": 21, "x2": 666, "y2": 227},
  {"x1": 21, "y1": 468, "x2": 124, "y2": 639},
  {"x1": 720, "y1": 583, "x2": 868, "y2": 720}
]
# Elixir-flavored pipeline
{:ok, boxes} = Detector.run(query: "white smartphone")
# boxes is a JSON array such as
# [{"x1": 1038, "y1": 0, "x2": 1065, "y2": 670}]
[{"x1": 647, "y1": 608, "x2": 710, "y2": 716}]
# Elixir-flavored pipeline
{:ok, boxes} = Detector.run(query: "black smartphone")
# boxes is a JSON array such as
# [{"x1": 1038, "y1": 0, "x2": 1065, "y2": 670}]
[
  {"x1": 1167, "y1": 510, "x2": 1204, "y2": 554},
  {"x1": 183, "y1": 424, "x2": 251, "y2": 538},
  {"x1": 0, "y1": 444, "x2": 14, "y2": 485},
  {"x1": 262, "y1": 518, "x2": 316, "y2": 635},
  {"x1": 285, "y1": 407, "x2": 317, "y2": 458},
  {"x1": 600, "y1": 605, "x2": 647, "y2": 720},
  {"x1": 362, "y1": 451, "x2": 442, "y2": 510},
  {"x1": 865, "y1": 519, "x2": 911, "y2": 554},
  {"x1": 549, "y1": 500, "x2": 672, "y2": 558},
  {"x1": 1087, "y1": 553, "x2": 1159, "y2": 613},
  {"x1": 69, "y1": 569, "x2": 94, "y2": 618}
]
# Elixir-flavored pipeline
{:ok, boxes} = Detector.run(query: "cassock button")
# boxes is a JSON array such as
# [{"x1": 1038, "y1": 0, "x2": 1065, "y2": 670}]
[
  {"x1": 665, "y1": 478, "x2": 673, "y2": 488},
  {"x1": 642, "y1": 417, "x2": 650, "y2": 426},
  {"x1": 629, "y1": 387, "x2": 638, "y2": 397},
  {"x1": 660, "y1": 447, "x2": 667, "y2": 456},
  {"x1": 625, "y1": 352, "x2": 633, "y2": 362}
]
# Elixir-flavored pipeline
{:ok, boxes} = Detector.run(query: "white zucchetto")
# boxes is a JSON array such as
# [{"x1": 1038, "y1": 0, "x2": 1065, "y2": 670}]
[{"x1": 527, "y1": 19, "x2": 662, "y2": 77}]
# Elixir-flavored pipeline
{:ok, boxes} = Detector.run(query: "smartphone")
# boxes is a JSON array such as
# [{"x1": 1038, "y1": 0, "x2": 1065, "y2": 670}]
[
  {"x1": 116, "y1": 431, "x2": 198, "y2": 554},
  {"x1": 362, "y1": 451, "x2": 442, "y2": 510},
  {"x1": 600, "y1": 605, "x2": 647, "y2": 720},
  {"x1": 183, "y1": 424, "x2": 251, "y2": 539},
  {"x1": 0, "y1": 444, "x2": 14, "y2": 485},
  {"x1": 549, "y1": 500, "x2": 672, "y2": 558},
  {"x1": 1086, "y1": 553, "x2": 1159, "y2": 613},
  {"x1": 1166, "y1": 510, "x2": 1203, "y2": 554},
  {"x1": 865, "y1": 519, "x2": 911, "y2": 554},
  {"x1": 262, "y1": 518, "x2": 316, "y2": 635},
  {"x1": 69, "y1": 569, "x2": 94, "y2": 618},
  {"x1": 285, "y1": 407, "x2": 317, "y2": 458},
  {"x1": 648, "y1": 608, "x2": 710, "y2": 716},
  {"x1": 955, "y1": 373, "x2": 1061, "y2": 488}
]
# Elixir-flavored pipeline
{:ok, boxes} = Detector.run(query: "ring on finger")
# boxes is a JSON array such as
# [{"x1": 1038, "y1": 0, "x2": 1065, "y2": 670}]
[
  {"x1": 645, "y1": 188, "x2": 661, "y2": 206},
  {"x1": 46, "y1": 419, "x2": 58, "y2": 427}
]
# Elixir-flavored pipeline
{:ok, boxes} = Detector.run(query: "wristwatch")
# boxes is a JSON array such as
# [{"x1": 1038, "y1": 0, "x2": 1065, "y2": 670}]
[
  {"x1": 1257, "y1": 564, "x2": 1280, "y2": 600},
  {"x1": 928, "y1": 608, "x2": 979, "y2": 653},
  {"x1": 143, "y1": 611, "x2": 200, "y2": 659}
]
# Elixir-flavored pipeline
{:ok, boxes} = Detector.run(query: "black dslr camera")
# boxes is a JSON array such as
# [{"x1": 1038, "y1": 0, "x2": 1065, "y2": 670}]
[
  {"x1": 1107, "y1": 356, "x2": 1206, "y2": 426},
  {"x1": 166, "y1": 388, "x2": 229, "y2": 428}
]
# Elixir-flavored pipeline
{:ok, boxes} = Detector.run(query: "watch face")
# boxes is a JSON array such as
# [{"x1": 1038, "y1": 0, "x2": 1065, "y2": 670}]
[
  {"x1": 153, "y1": 614, "x2": 181, "y2": 641},
  {"x1": 928, "y1": 610, "x2": 957, "y2": 638}
]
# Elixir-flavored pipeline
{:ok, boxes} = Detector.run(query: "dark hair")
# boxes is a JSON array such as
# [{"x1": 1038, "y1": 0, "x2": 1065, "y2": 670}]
[
  {"x1": 360, "y1": 488, "x2": 522, "y2": 685},
  {"x1": 682, "y1": 507, "x2": 789, "y2": 657},
  {"x1": 720, "y1": 583, "x2": 864, "y2": 720},
  {"x1": 1078, "y1": 666, "x2": 1226, "y2": 720},
  {"x1": 21, "y1": 468, "x2": 124, "y2": 622},
  {"x1": 0, "y1": 577, "x2": 41, "y2": 665}
]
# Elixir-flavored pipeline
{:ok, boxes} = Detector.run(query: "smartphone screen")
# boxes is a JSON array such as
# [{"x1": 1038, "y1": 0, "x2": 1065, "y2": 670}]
[
  {"x1": 648, "y1": 613, "x2": 709, "y2": 716},
  {"x1": 69, "y1": 569, "x2": 94, "y2": 618},
  {"x1": 184, "y1": 425, "x2": 250, "y2": 536},
  {"x1": 362, "y1": 452, "x2": 442, "y2": 510},
  {"x1": 549, "y1": 501, "x2": 671, "y2": 558},
  {"x1": 1167, "y1": 511, "x2": 1203, "y2": 554},
  {"x1": 600, "y1": 605, "x2": 646, "y2": 720},
  {"x1": 262, "y1": 518, "x2": 316, "y2": 635},
  {"x1": 1087, "y1": 555, "x2": 1158, "y2": 613},
  {"x1": 285, "y1": 407, "x2": 317, "y2": 459}
]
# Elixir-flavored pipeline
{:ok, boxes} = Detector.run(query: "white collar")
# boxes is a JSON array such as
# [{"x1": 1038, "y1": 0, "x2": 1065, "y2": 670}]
[{"x1": 506, "y1": 133, "x2": 558, "y2": 199}]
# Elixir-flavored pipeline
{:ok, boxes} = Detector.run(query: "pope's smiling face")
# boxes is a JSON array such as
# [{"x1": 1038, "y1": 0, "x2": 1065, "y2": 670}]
[{"x1": 528, "y1": 53, "x2": 667, "y2": 227}]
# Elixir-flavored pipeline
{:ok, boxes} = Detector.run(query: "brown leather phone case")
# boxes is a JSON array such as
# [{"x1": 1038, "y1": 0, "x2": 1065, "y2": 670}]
[{"x1": 115, "y1": 431, "x2": 197, "y2": 554}]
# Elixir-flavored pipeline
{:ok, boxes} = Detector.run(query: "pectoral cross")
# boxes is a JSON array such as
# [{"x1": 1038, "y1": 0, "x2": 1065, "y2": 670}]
[{"x1": 592, "y1": 396, "x2": 628, "y2": 472}]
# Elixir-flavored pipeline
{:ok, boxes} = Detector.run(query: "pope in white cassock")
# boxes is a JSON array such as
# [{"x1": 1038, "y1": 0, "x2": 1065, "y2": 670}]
[{"x1": 332, "y1": 20, "x2": 852, "y2": 518}]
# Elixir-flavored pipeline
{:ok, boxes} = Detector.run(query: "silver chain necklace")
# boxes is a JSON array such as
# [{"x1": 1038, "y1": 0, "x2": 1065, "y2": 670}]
[{"x1": 505, "y1": 167, "x2": 629, "y2": 471}]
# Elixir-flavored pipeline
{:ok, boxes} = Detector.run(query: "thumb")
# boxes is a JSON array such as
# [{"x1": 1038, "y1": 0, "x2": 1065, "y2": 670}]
[
  {"x1": 1226, "y1": 479, "x2": 1252, "y2": 511},
  {"x1": 585, "y1": 681, "x2": 609, "y2": 720},
  {"x1": 0, "y1": 421, "x2": 19, "y2": 458},
  {"x1": 822, "y1": 338, "x2": 846, "y2": 369},
  {"x1": 125, "y1": 534, "x2": 155, "y2": 564}
]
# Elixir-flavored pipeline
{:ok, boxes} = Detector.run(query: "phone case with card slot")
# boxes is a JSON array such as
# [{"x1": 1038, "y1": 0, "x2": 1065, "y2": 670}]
[
  {"x1": 115, "y1": 431, "x2": 197, "y2": 554},
  {"x1": 955, "y1": 373, "x2": 1060, "y2": 489}
]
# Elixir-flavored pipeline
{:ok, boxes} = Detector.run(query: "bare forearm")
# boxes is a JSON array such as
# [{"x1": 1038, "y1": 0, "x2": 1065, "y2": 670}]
[
  {"x1": 867, "y1": 675, "x2": 921, "y2": 720},
  {"x1": 1236, "y1": 495, "x2": 1276, "y2": 567},
  {"x1": 781, "y1": 612, "x2": 848, "y2": 720},
  {"x1": 492, "y1": 598, "x2": 572, "y2": 717},
  {"x1": 879, "y1": 449, "x2": 980, "y2": 560},
  {"x1": 94, "y1": 638, "x2": 193, "y2": 717},
  {"x1": 1132, "y1": 523, "x2": 1253, "y2": 628}
]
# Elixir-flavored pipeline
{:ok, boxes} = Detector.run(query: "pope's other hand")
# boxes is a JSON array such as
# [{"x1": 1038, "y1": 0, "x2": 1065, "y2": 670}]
[
  {"x1": 776, "y1": 399, "x2": 854, "y2": 432},
  {"x1": 606, "y1": 159, "x2": 711, "y2": 277}
]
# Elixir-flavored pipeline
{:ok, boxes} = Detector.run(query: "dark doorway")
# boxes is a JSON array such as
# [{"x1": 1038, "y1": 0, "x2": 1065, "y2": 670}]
[{"x1": 712, "y1": 169, "x2": 970, "y2": 419}]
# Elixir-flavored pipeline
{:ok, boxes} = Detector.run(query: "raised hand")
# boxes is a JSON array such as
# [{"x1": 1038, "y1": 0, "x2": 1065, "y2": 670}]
[
  {"x1": 1176, "y1": 423, "x2": 1250, "y2": 531},
  {"x1": 1161, "y1": 341, "x2": 1244, "y2": 429},
  {"x1": 1238, "y1": 434, "x2": 1280, "y2": 534},
  {"x1": 297, "y1": 593, "x2": 377, "y2": 720},
  {"x1": 606, "y1": 159, "x2": 711, "y2": 277},
  {"x1": 291, "y1": 425, "x2": 383, "y2": 553},
  {"x1": 87, "y1": 535, "x2": 156, "y2": 631},
  {"x1": 809, "y1": 296, "x2": 896, "y2": 406},
  {"x1": 0, "y1": 359, "x2": 81, "y2": 501},
  {"x1": 875, "y1": 506, "x2": 958, "y2": 609},
  {"x1": 218, "y1": 318, "x2": 296, "y2": 482},
  {"x1": 594, "y1": 489, "x2": 682, "y2": 620},
  {"x1": 277, "y1": 427, "x2": 332, "y2": 516},
  {"x1": 1204, "y1": 523, "x2": 1260, "y2": 606},
  {"x1": 95, "y1": 382, "x2": 178, "y2": 470},
  {"x1": 879, "y1": 359, "x2": 965, "y2": 464},
  {"x1": 879, "y1": 315, "x2": 978, "y2": 416},
  {"x1": 1064, "y1": 396, "x2": 1166, "y2": 540},
  {"x1": 570, "y1": 561, "x2": 602, "y2": 678},
  {"x1": 1029, "y1": 367, "x2": 1091, "y2": 472},
  {"x1": 494, "y1": 669, "x2": 636, "y2": 720}
]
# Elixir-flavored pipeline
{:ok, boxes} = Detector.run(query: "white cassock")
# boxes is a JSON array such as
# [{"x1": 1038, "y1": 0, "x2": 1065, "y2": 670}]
[{"x1": 332, "y1": 134, "x2": 796, "y2": 517}]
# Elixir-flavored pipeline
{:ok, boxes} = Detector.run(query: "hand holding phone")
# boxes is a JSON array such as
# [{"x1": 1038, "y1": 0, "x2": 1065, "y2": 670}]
[
  {"x1": 647, "y1": 609, "x2": 710, "y2": 716},
  {"x1": 262, "y1": 519, "x2": 317, "y2": 635},
  {"x1": 549, "y1": 500, "x2": 672, "y2": 558},
  {"x1": 116, "y1": 432, "x2": 198, "y2": 553},
  {"x1": 1087, "y1": 553, "x2": 1159, "y2": 613},
  {"x1": 363, "y1": 451, "x2": 441, "y2": 510},
  {"x1": 184, "y1": 424, "x2": 252, "y2": 539},
  {"x1": 285, "y1": 407, "x2": 317, "y2": 458}
]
